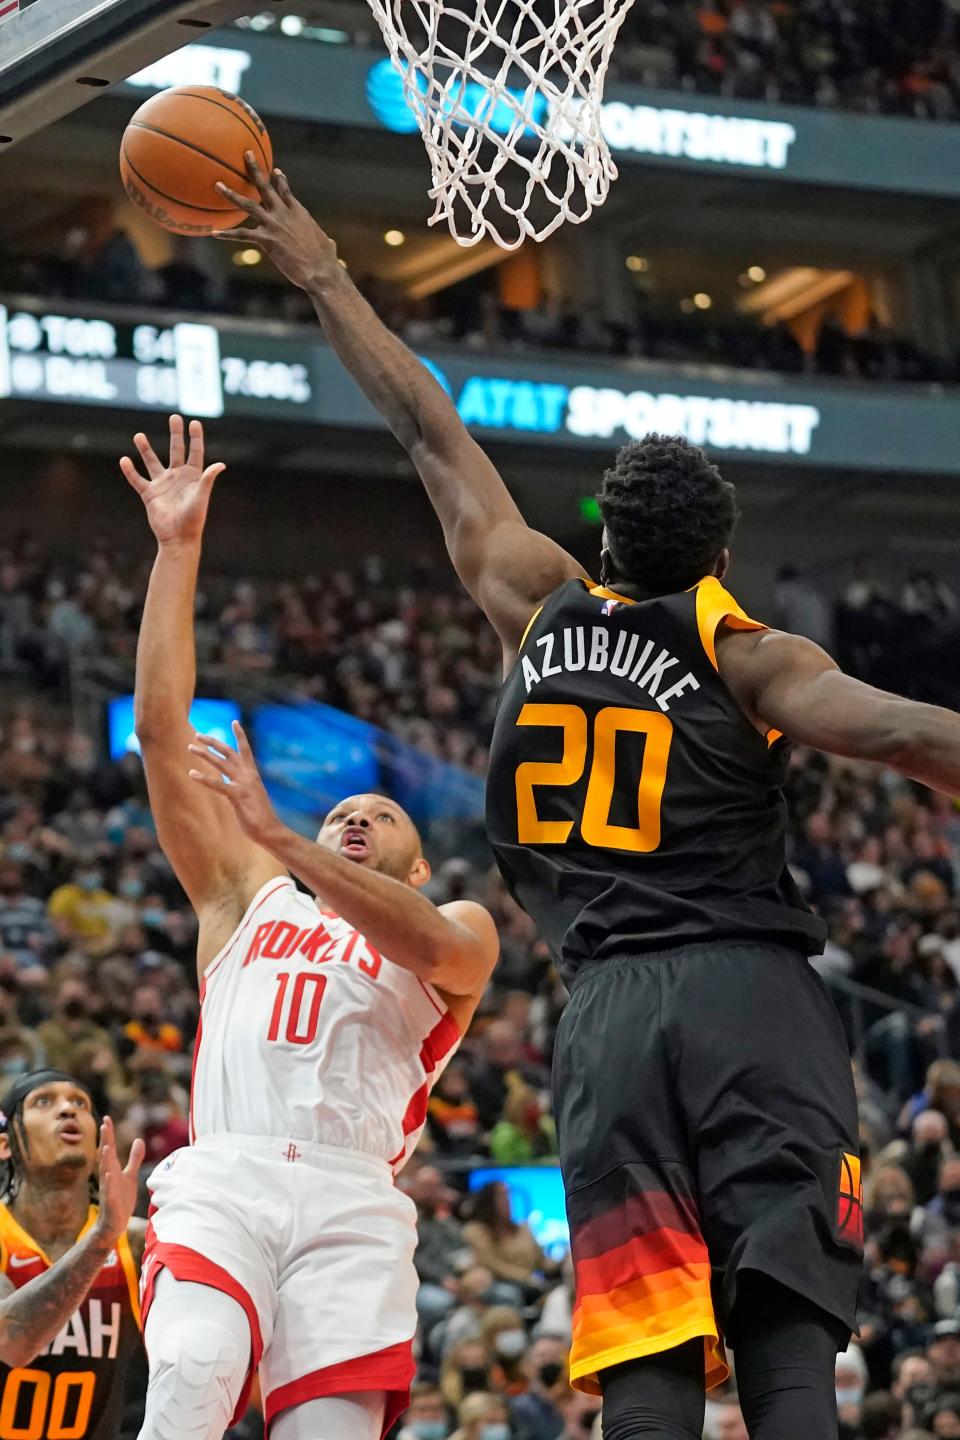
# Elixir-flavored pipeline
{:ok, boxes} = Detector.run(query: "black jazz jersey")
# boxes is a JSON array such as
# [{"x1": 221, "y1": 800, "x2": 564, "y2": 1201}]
[{"x1": 486, "y1": 576, "x2": 825, "y2": 983}]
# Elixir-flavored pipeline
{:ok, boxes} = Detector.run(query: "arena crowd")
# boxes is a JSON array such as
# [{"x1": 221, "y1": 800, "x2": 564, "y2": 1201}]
[{"x1": 1, "y1": 543, "x2": 960, "y2": 1437}]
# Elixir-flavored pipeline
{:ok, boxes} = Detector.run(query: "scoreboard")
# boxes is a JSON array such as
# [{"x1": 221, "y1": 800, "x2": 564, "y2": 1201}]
[{"x1": 0, "y1": 304, "x2": 313, "y2": 420}]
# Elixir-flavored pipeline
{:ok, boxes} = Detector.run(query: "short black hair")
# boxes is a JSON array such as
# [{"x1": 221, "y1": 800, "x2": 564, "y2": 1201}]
[{"x1": 597, "y1": 434, "x2": 738, "y2": 595}]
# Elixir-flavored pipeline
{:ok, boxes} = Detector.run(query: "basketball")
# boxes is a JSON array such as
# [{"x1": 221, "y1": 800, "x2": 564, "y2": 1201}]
[{"x1": 119, "y1": 86, "x2": 273, "y2": 235}]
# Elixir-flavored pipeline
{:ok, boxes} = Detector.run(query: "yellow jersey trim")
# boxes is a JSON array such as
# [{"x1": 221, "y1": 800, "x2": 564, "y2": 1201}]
[
  {"x1": 569, "y1": 1320, "x2": 728, "y2": 1396},
  {"x1": 588, "y1": 583, "x2": 637, "y2": 606},
  {"x1": 118, "y1": 1230, "x2": 142, "y2": 1331},
  {"x1": 0, "y1": 1202, "x2": 98, "y2": 1267},
  {"x1": 518, "y1": 606, "x2": 544, "y2": 652}
]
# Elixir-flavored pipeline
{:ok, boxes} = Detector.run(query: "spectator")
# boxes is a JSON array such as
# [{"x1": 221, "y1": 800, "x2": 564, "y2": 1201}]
[
  {"x1": 859, "y1": 1391, "x2": 904, "y2": 1437},
  {"x1": 836, "y1": 1346, "x2": 869, "y2": 1434},
  {"x1": 47, "y1": 855, "x2": 116, "y2": 952},
  {"x1": 927, "y1": 1392, "x2": 960, "y2": 1437},
  {"x1": 442, "y1": 1268, "x2": 501, "y2": 1357},
  {"x1": 397, "y1": 1382, "x2": 454, "y2": 1440},
  {"x1": 123, "y1": 983, "x2": 183, "y2": 1054},
  {"x1": 489, "y1": 1085, "x2": 558, "y2": 1164},
  {"x1": 480, "y1": 1306, "x2": 529, "y2": 1396},
  {"x1": 469, "y1": 1022, "x2": 548, "y2": 1130},
  {"x1": 428, "y1": 1060, "x2": 483, "y2": 1157},
  {"x1": 35, "y1": 977, "x2": 120, "y2": 1080},
  {"x1": 712, "y1": 1399, "x2": 749, "y2": 1440},
  {"x1": 441, "y1": 1340, "x2": 495, "y2": 1410},
  {"x1": 510, "y1": 1336, "x2": 568, "y2": 1440},
  {"x1": 450, "y1": 1391, "x2": 512, "y2": 1440},
  {"x1": 407, "y1": 1165, "x2": 468, "y2": 1331},
  {"x1": 0, "y1": 862, "x2": 55, "y2": 968},
  {"x1": 927, "y1": 1320, "x2": 960, "y2": 1391},
  {"x1": 463, "y1": 1182, "x2": 551, "y2": 1296}
]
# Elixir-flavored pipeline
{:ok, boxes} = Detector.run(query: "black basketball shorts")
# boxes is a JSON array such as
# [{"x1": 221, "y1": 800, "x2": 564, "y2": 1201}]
[{"x1": 552, "y1": 943, "x2": 863, "y2": 1394}]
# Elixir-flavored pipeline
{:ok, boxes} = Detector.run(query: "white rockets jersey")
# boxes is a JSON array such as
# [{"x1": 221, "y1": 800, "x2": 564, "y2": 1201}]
[{"x1": 191, "y1": 876, "x2": 462, "y2": 1170}]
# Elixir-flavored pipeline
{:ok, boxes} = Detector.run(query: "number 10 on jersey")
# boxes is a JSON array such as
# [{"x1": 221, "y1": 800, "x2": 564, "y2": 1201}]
[{"x1": 268, "y1": 972, "x2": 327, "y2": 1046}]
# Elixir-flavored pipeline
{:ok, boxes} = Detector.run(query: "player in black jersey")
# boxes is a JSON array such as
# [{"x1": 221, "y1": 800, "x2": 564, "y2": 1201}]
[
  {"x1": 224, "y1": 162, "x2": 960, "y2": 1440},
  {"x1": 0, "y1": 1070, "x2": 145, "y2": 1439}
]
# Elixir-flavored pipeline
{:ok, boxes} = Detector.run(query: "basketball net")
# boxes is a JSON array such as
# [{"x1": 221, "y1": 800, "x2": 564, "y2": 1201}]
[{"x1": 364, "y1": 0, "x2": 635, "y2": 250}]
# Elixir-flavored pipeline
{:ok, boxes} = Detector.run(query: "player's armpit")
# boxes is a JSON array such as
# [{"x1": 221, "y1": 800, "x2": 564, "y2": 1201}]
[
  {"x1": 717, "y1": 626, "x2": 960, "y2": 793},
  {"x1": 139, "y1": 728, "x2": 284, "y2": 970},
  {"x1": 427, "y1": 900, "x2": 500, "y2": 998}
]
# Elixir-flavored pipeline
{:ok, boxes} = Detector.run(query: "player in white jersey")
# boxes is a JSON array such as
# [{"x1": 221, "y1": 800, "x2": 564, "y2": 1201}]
[{"x1": 121, "y1": 415, "x2": 500, "y2": 1440}]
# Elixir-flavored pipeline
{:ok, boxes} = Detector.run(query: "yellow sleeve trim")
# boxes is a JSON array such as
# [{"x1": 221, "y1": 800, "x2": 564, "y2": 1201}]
[
  {"x1": 118, "y1": 1229, "x2": 142, "y2": 1331},
  {"x1": 518, "y1": 606, "x2": 544, "y2": 652},
  {"x1": 695, "y1": 575, "x2": 768, "y2": 671}
]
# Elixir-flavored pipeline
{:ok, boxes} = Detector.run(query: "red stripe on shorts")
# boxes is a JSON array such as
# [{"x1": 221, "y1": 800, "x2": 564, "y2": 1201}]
[
  {"x1": 141, "y1": 1239, "x2": 265, "y2": 1429},
  {"x1": 263, "y1": 1338, "x2": 416, "y2": 1438}
]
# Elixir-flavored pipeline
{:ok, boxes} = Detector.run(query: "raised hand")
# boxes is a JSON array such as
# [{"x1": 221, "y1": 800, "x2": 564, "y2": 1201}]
[
  {"x1": 213, "y1": 154, "x2": 338, "y2": 292},
  {"x1": 188, "y1": 720, "x2": 281, "y2": 847},
  {"x1": 120, "y1": 414, "x2": 225, "y2": 545},
  {"x1": 94, "y1": 1118, "x2": 145, "y2": 1248}
]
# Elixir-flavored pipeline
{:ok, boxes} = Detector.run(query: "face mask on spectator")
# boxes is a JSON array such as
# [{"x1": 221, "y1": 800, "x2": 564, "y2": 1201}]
[
  {"x1": 411, "y1": 1423, "x2": 449, "y2": 1440},
  {"x1": 78, "y1": 871, "x2": 102, "y2": 892},
  {"x1": 495, "y1": 1330, "x2": 527, "y2": 1361},
  {"x1": 943, "y1": 1189, "x2": 960, "y2": 1223},
  {"x1": 5, "y1": 846, "x2": 29, "y2": 865},
  {"x1": 460, "y1": 1368, "x2": 489, "y2": 1393},
  {"x1": 835, "y1": 1385, "x2": 863, "y2": 1408},
  {"x1": 479, "y1": 1426, "x2": 510, "y2": 1440},
  {"x1": 119, "y1": 878, "x2": 144, "y2": 899},
  {"x1": 538, "y1": 1362, "x2": 564, "y2": 1388},
  {"x1": 62, "y1": 999, "x2": 86, "y2": 1021},
  {"x1": 0, "y1": 1057, "x2": 28, "y2": 1077},
  {"x1": 142, "y1": 908, "x2": 166, "y2": 929},
  {"x1": 907, "y1": 1383, "x2": 936, "y2": 1414}
]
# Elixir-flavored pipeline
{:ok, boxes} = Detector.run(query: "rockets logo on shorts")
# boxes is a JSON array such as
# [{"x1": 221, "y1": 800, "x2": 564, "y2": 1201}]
[{"x1": 836, "y1": 1152, "x2": 863, "y2": 1250}]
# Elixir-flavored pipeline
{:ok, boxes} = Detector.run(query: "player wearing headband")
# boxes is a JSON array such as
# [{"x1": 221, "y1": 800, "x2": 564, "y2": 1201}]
[{"x1": 0, "y1": 1069, "x2": 145, "y2": 1439}]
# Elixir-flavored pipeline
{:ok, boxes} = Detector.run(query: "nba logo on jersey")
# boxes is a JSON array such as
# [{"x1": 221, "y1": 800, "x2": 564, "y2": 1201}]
[{"x1": 601, "y1": 598, "x2": 621, "y2": 616}]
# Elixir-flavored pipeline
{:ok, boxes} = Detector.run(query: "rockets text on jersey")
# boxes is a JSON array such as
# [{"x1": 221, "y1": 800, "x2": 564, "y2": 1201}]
[{"x1": 190, "y1": 877, "x2": 461, "y2": 1169}]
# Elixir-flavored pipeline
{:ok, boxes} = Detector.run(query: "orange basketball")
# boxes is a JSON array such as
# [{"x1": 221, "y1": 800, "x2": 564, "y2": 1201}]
[{"x1": 120, "y1": 85, "x2": 273, "y2": 236}]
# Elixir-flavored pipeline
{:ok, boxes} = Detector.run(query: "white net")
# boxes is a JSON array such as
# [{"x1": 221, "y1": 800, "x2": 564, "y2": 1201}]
[{"x1": 364, "y1": 0, "x2": 635, "y2": 250}]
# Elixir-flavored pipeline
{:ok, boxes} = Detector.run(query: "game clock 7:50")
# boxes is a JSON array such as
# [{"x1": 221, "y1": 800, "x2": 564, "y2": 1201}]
[{"x1": 220, "y1": 356, "x2": 311, "y2": 404}]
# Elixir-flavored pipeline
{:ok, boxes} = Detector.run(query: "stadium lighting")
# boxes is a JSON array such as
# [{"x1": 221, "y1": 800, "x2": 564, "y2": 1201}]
[
  {"x1": 233, "y1": 249, "x2": 262, "y2": 267},
  {"x1": 748, "y1": 265, "x2": 767, "y2": 282},
  {"x1": 625, "y1": 255, "x2": 649, "y2": 272},
  {"x1": 280, "y1": 14, "x2": 304, "y2": 34},
  {"x1": 693, "y1": 292, "x2": 713, "y2": 310},
  {"x1": 384, "y1": 230, "x2": 406, "y2": 247}
]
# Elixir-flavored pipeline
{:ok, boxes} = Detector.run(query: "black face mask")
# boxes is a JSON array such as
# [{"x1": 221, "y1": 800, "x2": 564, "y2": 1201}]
[
  {"x1": 538, "y1": 1363, "x2": 564, "y2": 1388},
  {"x1": 62, "y1": 999, "x2": 86, "y2": 1021},
  {"x1": 460, "y1": 1368, "x2": 489, "y2": 1393},
  {"x1": 942, "y1": 1189, "x2": 960, "y2": 1223},
  {"x1": 906, "y1": 1383, "x2": 935, "y2": 1414}
]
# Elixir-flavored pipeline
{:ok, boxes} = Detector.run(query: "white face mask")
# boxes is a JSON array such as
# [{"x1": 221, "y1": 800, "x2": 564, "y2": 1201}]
[
  {"x1": 494, "y1": 1329, "x2": 527, "y2": 1360},
  {"x1": 835, "y1": 1384, "x2": 864, "y2": 1408}
]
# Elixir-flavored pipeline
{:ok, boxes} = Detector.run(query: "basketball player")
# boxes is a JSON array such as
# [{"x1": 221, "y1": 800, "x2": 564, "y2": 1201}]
[
  {"x1": 122, "y1": 413, "x2": 499, "y2": 1440},
  {"x1": 220, "y1": 159, "x2": 960, "y2": 1439},
  {"x1": 0, "y1": 1070, "x2": 145, "y2": 1439}
]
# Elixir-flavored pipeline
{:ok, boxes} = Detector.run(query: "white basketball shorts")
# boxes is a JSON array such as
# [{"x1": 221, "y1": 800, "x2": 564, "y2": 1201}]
[{"x1": 141, "y1": 1135, "x2": 419, "y2": 1436}]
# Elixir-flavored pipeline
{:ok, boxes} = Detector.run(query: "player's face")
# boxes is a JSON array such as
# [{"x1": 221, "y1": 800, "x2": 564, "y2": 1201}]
[
  {"x1": 0, "y1": 1082, "x2": 98, "y2": 1178},
  {"x1": 316, "y1": 795, "x2": 429, "y2": 886}
]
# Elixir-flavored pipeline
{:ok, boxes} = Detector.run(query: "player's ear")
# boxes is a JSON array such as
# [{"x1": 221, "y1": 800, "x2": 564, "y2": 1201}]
[
  {"x1": 0, "y1": 1132, "x2": 12, "y2": 1162},
  {"x1": 408, "y1": 857, "x2": 431, "y2": 890},
  {"x1": 714, "y1": 548, "x2": 730, "y2": 582}
]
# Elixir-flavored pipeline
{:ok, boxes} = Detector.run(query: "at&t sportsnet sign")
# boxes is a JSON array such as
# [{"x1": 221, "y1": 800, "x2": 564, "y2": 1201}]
[{"x1": 424, "y1": 362, "x2": 820, "y2": 455}]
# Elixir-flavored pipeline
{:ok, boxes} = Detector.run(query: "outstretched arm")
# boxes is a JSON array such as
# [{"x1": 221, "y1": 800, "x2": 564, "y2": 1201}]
[
  {"x1": 0, "y1": 1120, "x2": 143, "y2": 1367},
  {"x1": 718, "y1": 626, "x2": 960, "y2": 794},
  {"x1": 124, "y1": 416, "x2": 284, "y2": 977},
  {"x1": 187, "y1": 723, "x2": 500, "y2": 998},
  {"x1": 214, "y1": 159, "x2": 584, "y2": 662}
]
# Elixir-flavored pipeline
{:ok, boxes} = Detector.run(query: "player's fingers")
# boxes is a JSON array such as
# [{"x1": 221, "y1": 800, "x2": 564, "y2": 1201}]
[
  {"x1": 244, "y1": 151, "x2": 275, "y2": 204},
  {"x1": 214, "y1": 180, "x2": 261, "y2": 214},
  {"x1": 168, "y1": 413, "x2": 185, "y2": 468},
  {"x1": 119, "y1": 457, "x2": 149, "y2": 496},
  {"x1": 124, "y1": 1137, "x2": 146, "y2": 1177},
  {"x1": 185, "y1": 417, "x2": 205, "y2": 471},
  {"x1": 232, "y1": 720, "x2": 254, "y2": 758},
  {"x1": 272, "y1": 168, "x2": 293, "y2": 205},
  {"x1": 210, "y1": 227, "x2": 266, "y2": 244},
  {"x1": 189, "y1": 769, "x2": 231, "y2": 795},
  {"x1": 133, "y1": 432, "x2": 164, "y2": 479},
  {"x1": 202, "y1": 462, "x2": 226, "y2": 490},
  {"x1": 192, "y1": 732, "x2": 235, "y2": 764},
  {"x1": 187, "y1": 745, "x2": 231, "y2": 778}
]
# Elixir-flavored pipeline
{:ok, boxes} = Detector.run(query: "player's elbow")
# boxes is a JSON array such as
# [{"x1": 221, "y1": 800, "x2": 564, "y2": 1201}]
[{"x1": 0, "y1": 1333, "x2": 38, "y2": 1368}]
